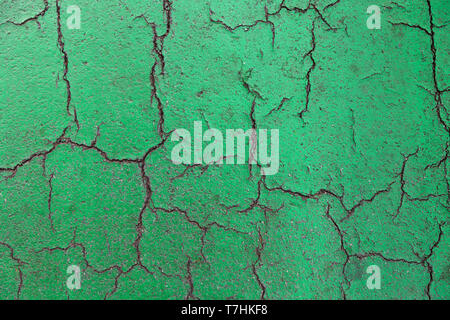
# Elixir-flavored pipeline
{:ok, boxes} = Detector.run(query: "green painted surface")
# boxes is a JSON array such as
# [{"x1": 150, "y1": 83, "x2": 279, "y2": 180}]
[{"x1": 0, "y1": 0, "x2": 449, "y2": 300}]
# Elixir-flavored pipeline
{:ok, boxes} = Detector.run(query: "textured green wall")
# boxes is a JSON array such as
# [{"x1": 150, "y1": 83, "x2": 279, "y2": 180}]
[{"x1": 0, "y1": 0, "x2": 448, "y2": 300}]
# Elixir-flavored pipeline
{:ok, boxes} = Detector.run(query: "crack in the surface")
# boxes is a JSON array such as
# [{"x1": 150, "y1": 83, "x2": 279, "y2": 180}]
[
  {"x1": 424, "y1": 142, "x2": 450, "y2": 206},
  {"x1": 1, "y1": 0, "x2": 447, "y2": 300},
  {"x1": 231, "y1": 182, "x2": 285, "y2": 300},
  {"x1": 47, "y1": 173, "x2": 56, "y2": 233},
  {"x1": 299, "y1": 20, "x2": 316, "y2": 121},
  {"x1": 388, "y1": 21, "x2": 431, "y2": 35},
  {"x1": 0, "y1": 127, "x2": 70, "y2": 180},
  {"x1": 0, "y1": 241, "x2": 27, "y2": 299},
  {"x1": 421, "y1": 222, "x2": 445, "y2": 299},
  {"x1": 235, "y1": 175, "x2": 285, "y2": 216},
  {"x1": 248, "y1": 97, "x2": 258, "y2": 178},
  {"x1": 136, "y1": 0, "x2": 172, "y2": 75},
  {"x1": 324, "y1": 204, "x2": 351, "y2": 288},
  {"x1": 394, "y1": 148, "x2": 419, "y2": 219},
  {"x1": 263, "y1": 177, "x2": 395, "y2": 222},
  {"x1": 350, "y1": 108, "x2": 357, "y2": 149},
  {"x1": 150, "y1": 61, "x2": 167, "y2": 139},
  {"x1": 209, "y1": 0, "x2": 339, "y2": 49},
  {"x1": 1, "y1": 125, "x2": 170, "y2": 298},
  {"x1": 390, "y1": 0, "x2": 449, "y2": 134},
  {"x1": 0, "y1": 0, "x2": 49, "y2": 28},
  {"x1": 251, "y1": 226, "x2": 267, "y2": 300},
  {"x1": 323, "y1": 0, "x2": 341, "y2": 12},
  {"x1": 239, "y1": 68, "x2": 264, "y2": 100},
  {"x1": 324, "y1": 201, "x2": 446, "y2": 299},
  {"x1": 265, "y1": 97, "x2": 291, "y2": 117},
  {"x1": 0, "y1": 126, "x2": 169, "y2": 178},
  {"x1": 136, "y1": 0, "x2": 172, "y2": 139},
  {"x1": 132, "y1": 162, "x2": 154, "y2": 274},
  {"x1": 0, "y1": 135, "x2": 146, "y2": 182},
  {"x1": 184, "y1": 255, "x2": 198, "y2": 300},
  {"x1": 35, "y1": 228, "x2": 154, "y2": 299},
  {"x1": 170, "y1": 163, "x2": 210, "y2": 181},
  {"x1": 156, "y1": 206, "x2": 248, "y2": 266},
  {"x1": 267, "y1": 0, "x2": 336, "y2": 32},
  {"x1": 263, "y1": 147, "x2": 440, "y2": 222},
  {"x1": 382, "y1": 1, "x2": 406, "y2": 10},
  {"x1": 238, "y1": 176, "x2": 264, "y2": 214},
  {"x1": 209, "y1": 7, "x2": 276, "y2": 48},
  {"x1": 56, "y1": 0, "x2": 79, "y2": 131},
  {"x1": 425, "y1": 142, "x2": 449, "y2": 171}
]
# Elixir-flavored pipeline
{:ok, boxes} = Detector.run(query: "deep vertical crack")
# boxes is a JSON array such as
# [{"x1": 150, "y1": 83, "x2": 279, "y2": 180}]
[
  {"x1": 324, "y1": 204, "x2": 351, "y2": 288},
  {"x1": 0, "y1": 242, "x2": 27, "y2": 299},
  {"x1": 394, "y1": 148, "x2": 419, "y2": 219},
  {"x1": 137, "y1": 0, "x2": 172, "y2": 139},
  {"x1": 299, "y1": 20, "x2": 316, "y2": 121},
  {"x1": 47, "y1": 173, "x2": 56, "y2": 232},
  {"x1": 184, "y1": 256, "x2": 198, "y2": 300},
  {"x1": 56, "y1": 0, "x2": 79, "y2": 130},
  {"x1": 251, "y1": 226, "x2": 267, "y2": 300},
  {"x1": 421, "y1": 222, "x2": 445, "y2": 299},
  {"x1": 426, "y1": 0, "x2": 449, "y2": 134},
  {"x1": 390, "y1": 1, "x2": 449, "y2": 134}
]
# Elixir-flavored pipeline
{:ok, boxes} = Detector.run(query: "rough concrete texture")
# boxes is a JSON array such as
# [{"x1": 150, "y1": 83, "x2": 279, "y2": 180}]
[{"x1": 0, "y1": 0, "x2": 449, "y2": 300}]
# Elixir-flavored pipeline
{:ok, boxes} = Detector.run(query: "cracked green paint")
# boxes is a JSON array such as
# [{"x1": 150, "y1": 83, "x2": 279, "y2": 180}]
[{"x1": 0, "y1": 0, "x2": 449, "y2": 300}]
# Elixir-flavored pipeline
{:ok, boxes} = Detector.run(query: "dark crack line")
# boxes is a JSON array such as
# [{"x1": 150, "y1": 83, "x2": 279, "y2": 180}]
[
  {"x1": 421, "y1": 222, "x2": 445, "y2": 299},
  {"x1": 209, "y1": 0, "x2": 339, "y2": 49},
  {"x1": 355, "y1": 222, "x2": 446, "y2": 300},
  {"x1": 425, "y1": 142, "x2": 449, "y2": 171},
  {"x1": 323, "y1": 0, "x2": 341, "y2": 12},
  {"x1": 47, "y1": 173, "x2": 56, "y2": 233},
  {"x1": 132, "y1": 162, "x2": 155, "y2": 273},
  {"x1": 150, "y1": 62, "x2": 167, "y2": 139},
  {"x1": 251, "y1": 227, "x2": 267, "y2": 300},
  {"x1": 135, "y1": 1, "x2": 172, "y2": 139},
  {"x1": 262, "y1": 148, "x2": 427, "y2": 222},
  {"x1": 299, "y1": 20, "x2": 316, "y2": 121},
  {"x1": 209, "y1": 7, "x2": 276, "y2": 48},
  {"x1": 390, "y1": 1, "x2": 449, "y2": 134},
  {"x1": 424, "y1": 142, "x2": 449, "y2": 205},
  {"x1": 169, "y1": 163, "x2": 210, "y2": 181},
  {"x1": 239, "y1": 176, "x2": 264, "y2": 214},
  {"x1": 1, "y1": 126, "x2": 170, "y2": 299},
  {"x1": 350, "y1": 108, "x2": 357, "y2": 149},
  {"x1": 135, "y1": 0, "x2": 172, "y2": 76},
  {"x1": 239, "y1": 68, "x2": 264, "y2": 99},
  {"x1": 324, "y1": 204, "x2": 351, "y2": 288},
  {"x1": 248, "y1": 97, "x2": 258, "y2": 178},
  {"x1": 56, "y1": 0, "x2": 79, "y2": 131},
  {"x1": 267, "y1": 0, "x2": 337, "y2": 32},
  {"x1": 263, "y1": 177, "x2": 395, "y2": 222},
  {"x1": 265, "y1": 97, "x2": 291, "y2": 117},
  {"x1": 35, "y1": 229, "x2": 154, "y2": 299},
  {"x1": 156, "y1": 206, "x2": 248, "y2": 266},
  {"x1": 382, "y1": 2, "x2": 406, "y2": 10},
  {"x1": 0, "y1": 241, "x2": 28, "y2": 299},
  {"x1": 0, "y1": 127, "x2": 70, "y2": 180},
  {"x1": 324, "y1": 201, "x2": 446, "y2": 299},
  {"x1": 388, "y1": 21, "x2": 431, "y2": 36},
  {"x1": 185, "y1": 256, "x2": 198, "y2": 300},
  {"x1": 0, "y1": 125, "x2": 170, "y2": 179},
  {"x1": 394, "y1": 148, "x2": 419, "y2": 219},
  {"x1": 1, "y1": 0, "x2": 49, "y2": 28}
]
